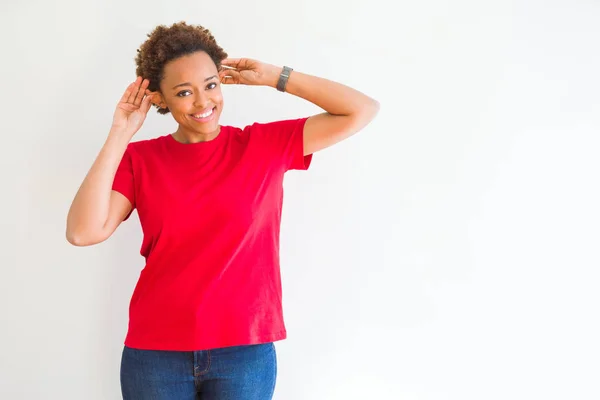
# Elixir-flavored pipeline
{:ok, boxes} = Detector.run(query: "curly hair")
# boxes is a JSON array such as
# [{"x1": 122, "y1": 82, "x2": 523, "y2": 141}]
[{"x1": 135, "y1": 21, "x2": 228, "y2": 115}]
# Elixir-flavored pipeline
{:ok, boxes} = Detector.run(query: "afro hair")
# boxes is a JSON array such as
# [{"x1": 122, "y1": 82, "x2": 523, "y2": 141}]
[{"x1": 135, "y1": 21, "x2": 228, "y2": 114}]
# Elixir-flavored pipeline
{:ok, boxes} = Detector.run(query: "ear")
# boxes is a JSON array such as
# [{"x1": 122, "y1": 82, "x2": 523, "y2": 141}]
[{"x1": 149, "y1": 92, "x2": 166, "y2": 109}]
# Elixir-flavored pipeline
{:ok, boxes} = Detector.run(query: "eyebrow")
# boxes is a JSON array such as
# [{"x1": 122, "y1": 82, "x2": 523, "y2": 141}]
[{"x1": 172, "y1": 75, "x2": 218, "y2": 90}]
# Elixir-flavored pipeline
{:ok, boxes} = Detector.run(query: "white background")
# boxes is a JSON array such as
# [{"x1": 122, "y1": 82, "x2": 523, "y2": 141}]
[{"x1": 1, "y1": 0, "x2": 599, "y2": 398}]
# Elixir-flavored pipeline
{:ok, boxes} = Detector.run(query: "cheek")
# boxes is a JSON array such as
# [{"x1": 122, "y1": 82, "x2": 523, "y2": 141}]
[
  {"x1": 168, "y1": 98, "x2": 192, "y2": 114},
  {"x1": 212, "y1": 88, "x2": 224, "y2": 105}
]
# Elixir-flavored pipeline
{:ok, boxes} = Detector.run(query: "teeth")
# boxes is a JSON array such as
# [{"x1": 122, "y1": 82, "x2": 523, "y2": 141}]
[{"x1": 193, "y1": 108, "x2": 213, "y2": 119}]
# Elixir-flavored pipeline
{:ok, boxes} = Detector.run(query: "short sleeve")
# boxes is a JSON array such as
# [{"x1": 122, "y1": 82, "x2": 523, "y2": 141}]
[
  {"x1": 112, "y1": 145, "x2": 136, "y2": 220},
  {"x1": 248, "y1": 117, "x2": 312, "y2": 171}
]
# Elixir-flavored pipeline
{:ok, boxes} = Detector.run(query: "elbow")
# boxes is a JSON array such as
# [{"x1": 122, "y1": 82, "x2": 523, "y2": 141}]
[
  {"x1": 66, "y1": 230, "x2": 89, "y2": 246},
  {"x1": 368, "y1": 98, "x2": 380, "y2": 119},
  {"x1": 355, "y1": 98, "x2": 380, "y2": 127},
  {"x1": 65, "y1": 226, "x2": 105, "y2": 247},
  {"x1": 66, "y1": 232, "x2": 87, "y2": 246},
  {"x1": 354, "y1": 97, "x2": 379, "y2": 122}
]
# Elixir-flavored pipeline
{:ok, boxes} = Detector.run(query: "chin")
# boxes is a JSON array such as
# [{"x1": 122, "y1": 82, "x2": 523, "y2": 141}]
[{"x1": 199, "y1": 123, "x2": 220, "y2": 135}]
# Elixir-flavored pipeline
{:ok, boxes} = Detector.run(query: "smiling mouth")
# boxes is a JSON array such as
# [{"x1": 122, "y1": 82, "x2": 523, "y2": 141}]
[{"x1": 190, "y1": 107, "x2": 216, "y2": 122}]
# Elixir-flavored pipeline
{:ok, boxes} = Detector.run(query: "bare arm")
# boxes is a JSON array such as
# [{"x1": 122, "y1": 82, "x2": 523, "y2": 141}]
[
  {"x1": 66, "y1": 131, "x2": 133, "y2": 246},
  {"x1": 220, "y1": 59, "x2": 380, "y2": 155},
  {"x1": 272, "y1": 70, "x2": 379, "y2": 155},
  {"x1": 66, "y1": 77, "x2": 152, "y2": 246}
]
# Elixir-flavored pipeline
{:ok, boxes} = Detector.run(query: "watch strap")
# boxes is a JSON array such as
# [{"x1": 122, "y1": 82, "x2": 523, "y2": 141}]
[{"x1": 276, "y1": 66, "x2": 293, "y2": 92}]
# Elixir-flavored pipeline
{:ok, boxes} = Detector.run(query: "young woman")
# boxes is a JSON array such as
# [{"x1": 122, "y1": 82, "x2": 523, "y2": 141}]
[{"x1": 66, "y1": 21, "x2": 379, "y2": 400}]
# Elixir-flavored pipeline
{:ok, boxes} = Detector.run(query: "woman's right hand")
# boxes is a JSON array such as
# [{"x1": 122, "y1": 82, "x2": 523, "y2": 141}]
[{"x1": 111, "y1": 77, "x2": 154, "y2": 136}]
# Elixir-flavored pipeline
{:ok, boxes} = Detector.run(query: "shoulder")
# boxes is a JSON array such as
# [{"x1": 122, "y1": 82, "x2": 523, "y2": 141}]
[
  {"x1": 245, "y1": 117, "x2": 308, "y2": 133},
  {"x1": 126, "y1": 134, "x2": 170, "y2": 156},
  {"x1": 228, "y1": 117, "x2": 309, "y2": 143}
]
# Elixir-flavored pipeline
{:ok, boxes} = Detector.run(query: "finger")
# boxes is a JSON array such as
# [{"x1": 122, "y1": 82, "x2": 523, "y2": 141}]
[
  {"x1": 119, "y1": 80, "x2": 137, "y2": 103},
  {"x1": 126, "y1": 77, "x2": 143, "y2": 104},
  {"x1": 126, "y1": 76, "x2": 143, "y2": 104},
  {"x1": 222, "y1": 58, "x2": 253, "y2": 71},
  {"x1": 220, "y1": 65, "x2": 238, "y2": 72},
  {"x1": 141, "y1": 92, "x2": 153, "y2": 113},
  {"x1": 219, "y1": 69, "x2": 228, "y2": 82},
  {"x1": 219, "y1": 69, "x2": 241, "y2": 84},
  {"x1": 132, "y1": 78, "x2": 149, "y2": 106},
  {"x1": 134, "y1": 79, "x2": 150, "y2": 106},
  {"x1": 221, "y1": 58, "x2": 242, "y2": 68}
]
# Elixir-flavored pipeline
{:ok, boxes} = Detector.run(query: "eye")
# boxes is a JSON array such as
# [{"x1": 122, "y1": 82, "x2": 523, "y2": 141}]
[
  {"x1": 177, "y1": 90, "x2": 192, "y2": 97},
  {"x1": 207, "y1": 82, "x2": 217, "y2": 90}
]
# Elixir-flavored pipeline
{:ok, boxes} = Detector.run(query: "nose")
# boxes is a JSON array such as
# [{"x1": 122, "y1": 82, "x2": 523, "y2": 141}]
[{"x1": 193, "y1": 91, "x2": 209, "y2": 109}]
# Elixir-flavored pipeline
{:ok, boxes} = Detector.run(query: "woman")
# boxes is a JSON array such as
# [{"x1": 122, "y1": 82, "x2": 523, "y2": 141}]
[{"x1": 66, "y1": 21, "x2": 379, "y2": 399}]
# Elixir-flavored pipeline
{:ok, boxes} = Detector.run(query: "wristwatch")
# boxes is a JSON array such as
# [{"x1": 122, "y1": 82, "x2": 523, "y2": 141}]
[{"x1": 276, "y1": 66, "x2": 293, "y2": 92}]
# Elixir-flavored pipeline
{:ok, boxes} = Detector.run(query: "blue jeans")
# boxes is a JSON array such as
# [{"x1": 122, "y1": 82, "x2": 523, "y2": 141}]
[{"x1": 120, "y1": 343, "x2": 277, "y2": 399}]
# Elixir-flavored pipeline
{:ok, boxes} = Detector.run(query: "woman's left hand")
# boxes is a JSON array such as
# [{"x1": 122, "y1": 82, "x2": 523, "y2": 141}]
[{"x1": 219, "y1": 58, "x2": 280, "y2": 87}]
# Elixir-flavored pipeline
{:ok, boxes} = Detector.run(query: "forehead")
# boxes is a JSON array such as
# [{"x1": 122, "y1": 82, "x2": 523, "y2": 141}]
[{"x1": 162, "y1": 51, "x2": 217, "y2": 82}]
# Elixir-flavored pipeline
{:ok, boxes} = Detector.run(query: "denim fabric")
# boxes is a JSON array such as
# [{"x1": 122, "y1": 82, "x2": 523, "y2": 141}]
[{"x1": 120, "y1": 342, "x2": 277, "y2": 399}]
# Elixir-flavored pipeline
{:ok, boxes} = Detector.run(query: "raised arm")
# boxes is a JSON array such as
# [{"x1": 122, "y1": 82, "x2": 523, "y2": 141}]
[
  {"x1": 66, "y1": 77, "x2": 152, "y2": 246},
  {"x1": 219, "y1": 59, "x2": 380, "y2": 155}
]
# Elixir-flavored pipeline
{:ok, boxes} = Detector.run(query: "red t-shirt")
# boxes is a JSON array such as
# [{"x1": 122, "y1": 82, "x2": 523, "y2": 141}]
[{"x1": 112, "y1": 117, "x2": 311, "y2": 351}]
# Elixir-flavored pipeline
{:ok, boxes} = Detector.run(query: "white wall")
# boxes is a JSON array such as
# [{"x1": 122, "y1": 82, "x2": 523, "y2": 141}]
[{"x1": 2, "y1": 0, "x2": 599, "y2": 398}]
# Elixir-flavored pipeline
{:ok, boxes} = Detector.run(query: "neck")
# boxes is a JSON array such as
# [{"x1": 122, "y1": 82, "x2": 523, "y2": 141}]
[{"x1": 172, "y1": 125, "x2": 221, "y2": 144}]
